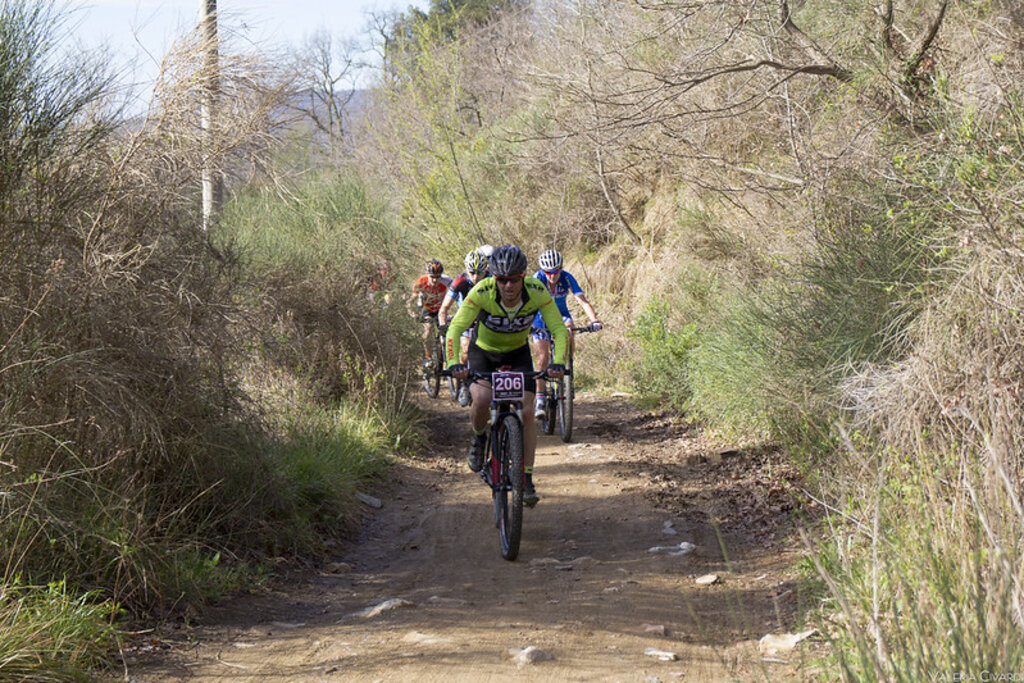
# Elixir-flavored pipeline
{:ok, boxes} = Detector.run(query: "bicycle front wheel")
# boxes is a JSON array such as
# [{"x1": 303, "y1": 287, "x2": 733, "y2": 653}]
[
  {"x1": 422, "y1": 358, "x2": 441, "y2": 398},
  {"x1": 558, "y1": 353, "x2": 574, "y2": 442},
  {"x1": 493, "y1": 416, "x2": 524, "y2": 561},
  {"x1": 542, "y1": 386, "x2": 556, "y2": 435}
]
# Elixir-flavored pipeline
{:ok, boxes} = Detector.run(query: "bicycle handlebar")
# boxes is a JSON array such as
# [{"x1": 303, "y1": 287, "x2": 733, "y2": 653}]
[{"x1": 440, "y1": 368, "x2": 571, "y2": 380}]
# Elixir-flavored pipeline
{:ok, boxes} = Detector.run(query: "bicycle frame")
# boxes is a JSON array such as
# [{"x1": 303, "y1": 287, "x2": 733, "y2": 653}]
[
  {"x1": 443, "y1": 368, "x2": 553, "y2": 561},
  {"x1": 483, "y1": 396, "x2": 521, "y2": 522},
  {"x1": 422, "y1": 321, "x2": 451, "y2": 399},
  {"x1": 540, "y1": 326, "x2": 593, "y2": 442}
]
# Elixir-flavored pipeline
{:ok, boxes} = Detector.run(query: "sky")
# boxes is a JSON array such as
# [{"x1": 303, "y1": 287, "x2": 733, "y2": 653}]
[{"x1": 71, "y1": 0, "x2": 426, "y2": 107}]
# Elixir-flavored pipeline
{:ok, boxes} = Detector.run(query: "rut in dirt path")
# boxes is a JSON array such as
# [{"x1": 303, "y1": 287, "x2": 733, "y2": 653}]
[{"x1": 126, "y1": 393, "x2": 818, "y2": 682}]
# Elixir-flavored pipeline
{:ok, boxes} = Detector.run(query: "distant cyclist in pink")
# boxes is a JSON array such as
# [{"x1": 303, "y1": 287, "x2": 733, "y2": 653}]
[{"x1": 529, "y1": 249, "x2": 602, "y2": 418}]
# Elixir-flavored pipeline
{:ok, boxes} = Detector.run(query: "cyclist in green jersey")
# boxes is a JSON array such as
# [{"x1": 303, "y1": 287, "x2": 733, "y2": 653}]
[{"x1": 445, "y1": 245, "x2": 569, "y2": 507}]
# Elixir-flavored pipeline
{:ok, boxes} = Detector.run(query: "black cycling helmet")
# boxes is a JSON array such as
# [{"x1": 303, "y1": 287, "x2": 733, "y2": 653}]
[
  {"x1": 489, "y1": 245, "x2": 528, "y2": 277},
  {"x1": 425, "y1": 259, "x2": 444, "y2": 275}
]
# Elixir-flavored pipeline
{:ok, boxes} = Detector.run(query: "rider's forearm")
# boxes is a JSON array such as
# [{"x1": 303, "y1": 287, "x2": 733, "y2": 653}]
[
  {"x1": 538, "y1": 302, "x2": 569, "y2": 366},
  {"x1": 444, "y1": 300, "x2": 479, "y2": 367},
  {"x1": 576, "y1": 295, "x2": 599, "y2": 324},
  {"x1": 437, "y1": 297, "x2": 454, "y2": 325}
]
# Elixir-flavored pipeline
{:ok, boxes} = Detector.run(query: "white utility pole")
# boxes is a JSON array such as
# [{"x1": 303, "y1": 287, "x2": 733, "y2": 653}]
[{"x1": 200, "y1": 0, "x2": 222, "y2": 231}]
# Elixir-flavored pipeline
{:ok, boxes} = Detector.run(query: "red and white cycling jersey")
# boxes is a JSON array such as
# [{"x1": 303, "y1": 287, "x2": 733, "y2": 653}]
[{"x1": 412, "y1": 274, "x2": 452, "y2": 313}]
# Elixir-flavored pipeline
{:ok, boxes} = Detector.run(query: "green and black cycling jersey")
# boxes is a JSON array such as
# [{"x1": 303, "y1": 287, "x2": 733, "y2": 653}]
[{"x1": 444, "y1": 276, "x2": 569, "y2": 368}]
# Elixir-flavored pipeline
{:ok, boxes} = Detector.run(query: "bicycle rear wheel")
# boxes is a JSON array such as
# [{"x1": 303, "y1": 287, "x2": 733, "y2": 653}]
[
  {"x1": 558, "y1": 352, "x2": 574, "y2": 442},
  {"x1": 493, "y1": 416, "x2": 524, "y2": 561},
  {"x1": 423, "y1": 332, "x2": 443, "y2": 398}
]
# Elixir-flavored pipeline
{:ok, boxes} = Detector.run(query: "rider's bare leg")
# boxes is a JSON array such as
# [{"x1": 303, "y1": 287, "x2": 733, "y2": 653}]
[
  {"x1": 469, "y1": 381, "x2": 491, "y2": 433},
  {"x1": 422, "y1": 321, "x2": 433, "y2": 359},
  {"x1": 533, "y1": 338, "x2": 550, "y2": 397},
  {"x1": 533, "y1": 330, "x2": 574, "y2": 399},
  {"x1": 468, "y1": 382, "x2": 537, "y2": 468}
]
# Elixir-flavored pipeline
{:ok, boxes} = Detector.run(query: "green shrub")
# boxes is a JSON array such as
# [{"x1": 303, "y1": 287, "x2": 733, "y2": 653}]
[
  {"x1": 627, "y1": 296, "x2": 699, "y2": 410},
  {"x1": 219, "y1": 170, "x2": 422, "y2": 411},
  {"x1": 0, "y1": 0, "x2": 271, "y2": 617},
  {"x1": 223, "y1": 171, "x2": 403, "y2": 277},
  {"x1": 686, "y1": 296, "x2": 777, "y2": 439},
  {"x1": 268, "y1": 403, "x2": 392, "y2": 540},
  {"x1": 0, "y1": 579, "x2": 118, "y2": 680}
]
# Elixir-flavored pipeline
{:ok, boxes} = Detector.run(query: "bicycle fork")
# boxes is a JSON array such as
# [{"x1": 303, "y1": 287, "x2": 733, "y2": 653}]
[{"x1": 481, "y1": 406, "x2": 523, "y2": 490}]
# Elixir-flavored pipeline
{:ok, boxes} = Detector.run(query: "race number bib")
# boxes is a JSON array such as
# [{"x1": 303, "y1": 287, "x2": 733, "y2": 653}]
[{"x1": 491, "y1": 371, "x2": 525, "y2": 401}]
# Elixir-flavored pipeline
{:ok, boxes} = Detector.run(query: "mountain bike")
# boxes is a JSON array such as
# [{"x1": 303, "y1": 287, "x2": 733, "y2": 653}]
[
  {"x1": 421, "y1": 317, "x2": 447, "y2": 399},
  {"x1": 539, "y1": 324, "x2": 598, "y2": 442},
  {"x1": 442, "y1": 367, "x2": 551, "y2": 561}
]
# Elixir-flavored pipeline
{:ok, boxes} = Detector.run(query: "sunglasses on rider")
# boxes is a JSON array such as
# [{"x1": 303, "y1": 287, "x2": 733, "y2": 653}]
[
  {"x1": 543, "y1": 268, "x2": 561, "y2": 276},
  {"x1": 495, "y1": 275, "x2": 523, "y2": 284}
]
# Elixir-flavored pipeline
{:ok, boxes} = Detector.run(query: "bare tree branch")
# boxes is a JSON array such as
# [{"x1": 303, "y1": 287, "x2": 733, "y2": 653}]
[
  {"x1": 903, "y1": 0, "x2": 948, "y2": 83},
  {"x1": 657, "y1": 57, "x2": 852, "y2": 90},
  {"x1": 595, "y1": 144, "x2": 641, "y2": 243},
  {"x1": 878, "y1": 0, "x2": 896, "y2": 56},
  {"x1": 292, "y1": 30, "x2": 361, "y2": 153},
  {"x1": 779, "y1": 0, "x2": 853, "y2": 82}
]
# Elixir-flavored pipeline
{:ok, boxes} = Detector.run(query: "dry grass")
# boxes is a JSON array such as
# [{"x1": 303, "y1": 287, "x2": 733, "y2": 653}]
[{"x1": 0, "y1": 1, "x2": 391, "y2": 627}]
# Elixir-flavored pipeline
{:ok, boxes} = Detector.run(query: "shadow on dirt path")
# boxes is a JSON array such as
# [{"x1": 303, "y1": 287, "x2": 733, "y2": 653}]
[{"x1": 122, "y1": 392, "x2": 821, "y2": 682}]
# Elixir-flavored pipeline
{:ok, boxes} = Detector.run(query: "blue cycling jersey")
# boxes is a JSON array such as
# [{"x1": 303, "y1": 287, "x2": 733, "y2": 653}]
[{"x1": 531, "y1": 269, "x2": 584, "y2": 329}]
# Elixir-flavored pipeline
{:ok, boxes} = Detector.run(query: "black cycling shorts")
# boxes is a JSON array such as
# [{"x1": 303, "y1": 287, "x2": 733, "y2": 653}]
[{"x1": 467, "y1": 343, "x2": 536, "y2": 395}]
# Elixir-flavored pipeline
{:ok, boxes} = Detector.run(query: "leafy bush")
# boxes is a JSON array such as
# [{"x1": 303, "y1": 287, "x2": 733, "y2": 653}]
[
  {"x1": 220, "y1": 170, "x2": 422, "y2": 416},
  {"x1": 627, "y1": 296, "x2": 699, "y2": 410},
  {"x1": 808, "y1": 76, "x2": 1024, "y2": 680},
  {"x1": 683, "y1": 161, "x2": 954, "y2": 448},
  {"x1": 0, "y1": 580, "x2": 118, "y2": 680},
  {"x1": 269, "y1": 404, "x2": 391, "y2": 537},
  {"x1": 0, "y1": 6, "x2": 410, "y2": 661},
  {"x1": 687, "y1": 296, "x2": 777, "y2": 439}
]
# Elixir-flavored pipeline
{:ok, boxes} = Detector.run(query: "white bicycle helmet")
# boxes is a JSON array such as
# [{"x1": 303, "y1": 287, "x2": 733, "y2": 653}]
[
  {"x1": 477, "y1": 244, "x2": 495, "y2": 258},
  {"x1": 464, "y1": 249, "x2": 488, "y2": 273},
  {"x1": 538, "y1": 249, "x2": 563, "y2": 271}
]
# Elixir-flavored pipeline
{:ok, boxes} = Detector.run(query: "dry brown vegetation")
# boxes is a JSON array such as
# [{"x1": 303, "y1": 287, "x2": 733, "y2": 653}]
[
  {"x1": 339, "y1": 1, "x2": 1024, "y2": 677},
  {"x1": 0, "y1": 12, "x2": 404, "y2": 674},
  {"x1": 4, "y1": 0, "x2": 1024, "y2": 677}
]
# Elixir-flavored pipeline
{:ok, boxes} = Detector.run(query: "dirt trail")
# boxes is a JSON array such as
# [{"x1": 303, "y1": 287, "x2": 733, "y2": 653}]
[{"x1": 126, "y1": 393, "x2": 816, "y2": 682}]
